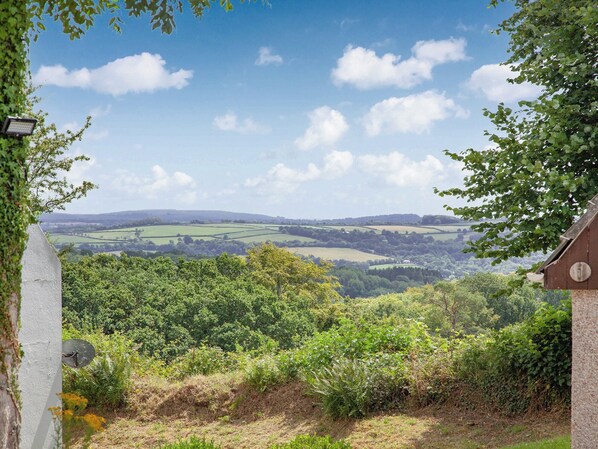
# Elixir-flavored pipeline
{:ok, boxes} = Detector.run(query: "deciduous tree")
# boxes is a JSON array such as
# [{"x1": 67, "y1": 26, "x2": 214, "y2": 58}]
[
  {"x1": 247, "y1": 243, "x2": 340, "y2": 303},
  {"x1": 436, "y1": 0, "x2": 597, "y2": 263}
]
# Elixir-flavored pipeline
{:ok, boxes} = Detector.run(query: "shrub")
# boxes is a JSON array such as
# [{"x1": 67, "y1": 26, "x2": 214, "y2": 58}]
[
  {"x1": 270, "y1": 435, "x2": 352, "y2": 449},
  {"x1": 295, "y1": 321, "x2": 427, "y2": 374},
  {"x1": 364, "y1": 353, "x2": 408, "y2": 411},
  {"x1": 170, "y1": 345, "x2": 235, "y2": 379},
  {"x1": 244, "y1": 355, "x2": 284, "y2": 392},
  {"x1": 406, "y1": 346, "x2": 457, "y2": 407},
  {"x1": 306, "y1": 358, "x2": 370, "y2": 419},
  {"x1": 63, "y1": 330, "x2": 133, "y2": 408},
  {"x1": 158, "y1": 437, "x2": 222, "y2": 449},
  {"x1": 456, "y1": 300, "x2": 572, "y2": 414}
]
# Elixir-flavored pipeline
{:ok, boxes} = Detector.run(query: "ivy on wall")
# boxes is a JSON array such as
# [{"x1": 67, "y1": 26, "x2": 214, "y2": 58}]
[{"x1": 0, "y1": 2, "x2": 32, "y2": 448}]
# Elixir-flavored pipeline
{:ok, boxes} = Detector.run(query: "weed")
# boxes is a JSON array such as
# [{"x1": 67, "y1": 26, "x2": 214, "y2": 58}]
[{"x1": 270, "y1": 434, "x2": 352, "y2": 449}]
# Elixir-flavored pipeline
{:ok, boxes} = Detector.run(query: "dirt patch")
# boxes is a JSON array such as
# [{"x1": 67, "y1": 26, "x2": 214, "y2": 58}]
[{"x1": 83, "y1": 376, "x2": 570, "y2": 449}]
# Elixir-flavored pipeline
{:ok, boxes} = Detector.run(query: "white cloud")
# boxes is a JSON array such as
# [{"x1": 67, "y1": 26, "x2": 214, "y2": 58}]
[
  {"x1": 245, "y1": 150, "x2": 353, "y2": 197},
  {"x1": 32, "y1": 53, "x2": 193, "y2": 96},
  {"x1": 213, "y1": 112, "x2": 271, "y2": 134},
  {"x1": 255, "y1": 47, "x2": 283, "y2": 66},
  {"x1": 467, "y1": 64, "x2": 541, "y2": 102},
  {"x1": 111, "y1": 165, "x2": 199, "y2": 204},
  {"x1": 358, "y1": 152, "x2": 444, "y2": 187},
  {"x1": 362, "y1": 90, "x2": 468, "y2": 136},
  {"x1": 295, "y1": 106, "x2": 349, "y2": 151},
  {"x1": 322, "y1": 150, "x2": 354, "y2": 178},
  {"x1": 64, "y1": 152, "x2": 97, "y2": 185},
  {"x1": 331, "y1": 38, "x2": 467, "y2": 89}
]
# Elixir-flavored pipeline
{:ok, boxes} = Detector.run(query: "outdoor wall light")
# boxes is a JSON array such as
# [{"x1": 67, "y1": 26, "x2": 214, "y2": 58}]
[{"x1": 1, "y1": 116, "x2": 37, "y2": 137}]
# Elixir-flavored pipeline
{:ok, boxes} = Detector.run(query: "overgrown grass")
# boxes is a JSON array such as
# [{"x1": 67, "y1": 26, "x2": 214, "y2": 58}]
[
  {"x1": 270, "y1": 434, "x2": 352, "y2": 448},
  {"x1": 158, "y1": 436, "x2": 222, "y2": 449}
]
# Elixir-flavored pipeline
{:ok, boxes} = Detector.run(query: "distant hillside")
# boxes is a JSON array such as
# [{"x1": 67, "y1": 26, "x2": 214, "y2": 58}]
[
  {"x1": 319, "y1": 213, "x2": 421, "y2": 225},
  {"x1": 40, "y1": 210, "x2": 282, "y2": 227},
  {"x1": 40, "y1": 210, "x2": 461, "y2": 228}
]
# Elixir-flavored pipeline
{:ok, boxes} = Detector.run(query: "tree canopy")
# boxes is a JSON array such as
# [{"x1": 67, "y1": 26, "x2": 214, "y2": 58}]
[
  {"x1": 247, "y1": 243, "x2": 340, "y2": 303},
  {"x1": 436, "y1": 0, "x2": 598, "y2": 263}
]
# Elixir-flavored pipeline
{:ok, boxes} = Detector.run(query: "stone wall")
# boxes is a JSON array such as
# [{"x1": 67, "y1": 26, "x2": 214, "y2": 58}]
[
  {"x1": 18, "y1": 225, "x2": 61, "y2": 449},
  {"x1": 572, "y1": 290, "x2": 598, "y2": 449}
]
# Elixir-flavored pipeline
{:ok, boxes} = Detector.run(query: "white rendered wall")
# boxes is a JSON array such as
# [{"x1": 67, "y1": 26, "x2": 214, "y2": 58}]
[{"x1": 19, "y1": 225, "x2": 62, "y2": 449}]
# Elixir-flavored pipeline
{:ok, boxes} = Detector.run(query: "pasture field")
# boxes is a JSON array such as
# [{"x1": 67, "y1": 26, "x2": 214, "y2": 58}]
[
  {"x1": 286, "y1": 246, "x2": 389, "y2": 262},
  {"x1": 50, "y1": 223, "x2": 317, "y2": 246},
  {"x1": 49, "y1": 221, "x2": 471, "y2": 259}
]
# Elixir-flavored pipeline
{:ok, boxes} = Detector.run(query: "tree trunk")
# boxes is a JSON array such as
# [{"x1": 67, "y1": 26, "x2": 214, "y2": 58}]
[{"x1": 0, "y1": 2, "x2": 30, "y2": 448}]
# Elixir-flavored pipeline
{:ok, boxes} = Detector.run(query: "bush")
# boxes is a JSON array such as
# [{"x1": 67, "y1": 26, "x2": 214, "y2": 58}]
[
  {"x1": 169, "y1": 345, "x2": 235, "y2": 379},
  {"x1": 270, "y1": 435, "x2": 352, "y2": 449},
  {"x1": 295, "y1": 321, "x2": 428, "y2": 374},
  {"x1": 306, "y1": 358, "x2": 370, "y2": 419},
  {"x1": 63, "y1": 329, "x2": 133, "y2": 409},
  {"x1": 456, "y1": 300, "x2": 572, "y2": 414},
  {"x1": 244, "y1": 355, "x2": 284, "y2": 392},
  {"x1": 158, "y1": 437, "x2": 222, "y2": 449},
  {"x1": 364, "y1": 353, "x2": 408, "y2": 411}
]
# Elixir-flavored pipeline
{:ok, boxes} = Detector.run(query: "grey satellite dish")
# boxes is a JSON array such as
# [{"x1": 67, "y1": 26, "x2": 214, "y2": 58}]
[{"x1": 62, "y1": 339, "x2": 96, "y2": 368}]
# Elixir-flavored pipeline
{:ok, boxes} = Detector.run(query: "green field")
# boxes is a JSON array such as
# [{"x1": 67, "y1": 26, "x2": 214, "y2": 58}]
[
  {"x1": 51, "y1": 223, "x2": 317, "y2": 246},
  {"x1": 50, "y1": 221, "x2": 471, "y2": 260},
  {"x1": 287, "y1": 246, "x2": 389, "y2": 262}
]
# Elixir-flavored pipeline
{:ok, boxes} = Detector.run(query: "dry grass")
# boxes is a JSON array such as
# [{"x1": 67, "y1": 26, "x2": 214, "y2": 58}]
[
  {"x1": 286, "y1": 247, "x2": 389, "y2": 262},
  {"x1": 81, "y1": 375, "x2": 570, "y2": 449}
]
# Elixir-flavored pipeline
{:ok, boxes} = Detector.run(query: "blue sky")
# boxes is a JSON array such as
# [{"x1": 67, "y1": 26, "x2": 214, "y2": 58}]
[{"x1": 29, "y1": 0, "x2": 539, "y2": 219}]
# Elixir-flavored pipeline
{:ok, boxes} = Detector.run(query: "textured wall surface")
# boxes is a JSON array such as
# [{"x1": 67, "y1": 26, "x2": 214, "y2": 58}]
[
  {"x1": 18, "y1": 225, "x2": 62, "y2": 449},
  {"x1": 572, "y1": 290, "x2": 598, "y2": 449}
]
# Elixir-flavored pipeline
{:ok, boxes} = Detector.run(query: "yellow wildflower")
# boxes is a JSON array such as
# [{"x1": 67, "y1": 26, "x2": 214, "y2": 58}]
[{"x1": 81, "y1": 413, "x2": 106, "y2": 432}]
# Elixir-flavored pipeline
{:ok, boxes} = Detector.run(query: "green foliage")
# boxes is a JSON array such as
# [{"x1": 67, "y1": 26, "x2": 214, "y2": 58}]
[
  {"x1": 244, "y1": 355, "x2": 284, "y2": 392},
  {"x1": 25, "y1": 89, "x2": 96, "y2": 217},
  {"x1": 29, "y1": 0, "x2": 262, "y2": 38},
  {"x1": 457, "y1": 300, "x2": 571, "y2": 414},
  {"x1": 169, "y1": 345, "x2": 236, "y2": 379},
  {"x1": 247, "y1": 243, "x2": 340, "y2": 303},
  {"x1": 437, "y1": 0, "x2": 598, "y2": 262},
  {"x1": 306, "y1": 358, "x2": 371, "y2": 419},
  {"x1": 62, "y1": 253, "x2": 318, "y2": 359},
  {"x1": 0, "y1": 3, "x2": 34, "y2": 446},
  {"x1": 62, "y1": 329, "x2": 134, "y2": 409},
  {"x1": 294, "y1": 321, "x2": 428, "y2": 374},
  {"x1": 270, "y1": 435, "x2": 352, "y2": 449},
  {"x1": 158, "y1": 436, "x2": 222, "y2": 449}
]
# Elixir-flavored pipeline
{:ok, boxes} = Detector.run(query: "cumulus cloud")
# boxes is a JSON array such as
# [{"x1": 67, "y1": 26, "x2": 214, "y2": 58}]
[
  {"x1": 213, "y1": 112, "x2": 271, "y2": 134},
  {"x1": 111, "y1": 165, "x2": 199, "y2": 205},
  {"x1": 255, "y1": 47, "x2": 284, "y2": 66},
  {"x1": 245, "y1": 150, "x2": 353, "y2": 197},
  {"x1": 467, "y1": 64, "x2": 541, "y2": 102},
  {"x1": 295, "y1": 106, "x2": 349, "y2": 151},
  {"x1": 358, "y1": 152, "x2": 444, "y2": 187},
  {"x1": 32, "y1": 53, "x2": 193, "y2": 96},
  {"x1": 331, "y1": 38, "x2": 467, "y2": 89},
  {"x1": 362, "y1": 90, "x2": 468, "y2": 136}
]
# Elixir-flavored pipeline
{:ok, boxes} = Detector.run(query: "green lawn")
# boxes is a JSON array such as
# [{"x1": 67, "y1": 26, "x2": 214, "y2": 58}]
[{"x1": 500, "y1": 436, "x2": 570, "y2": 449}]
